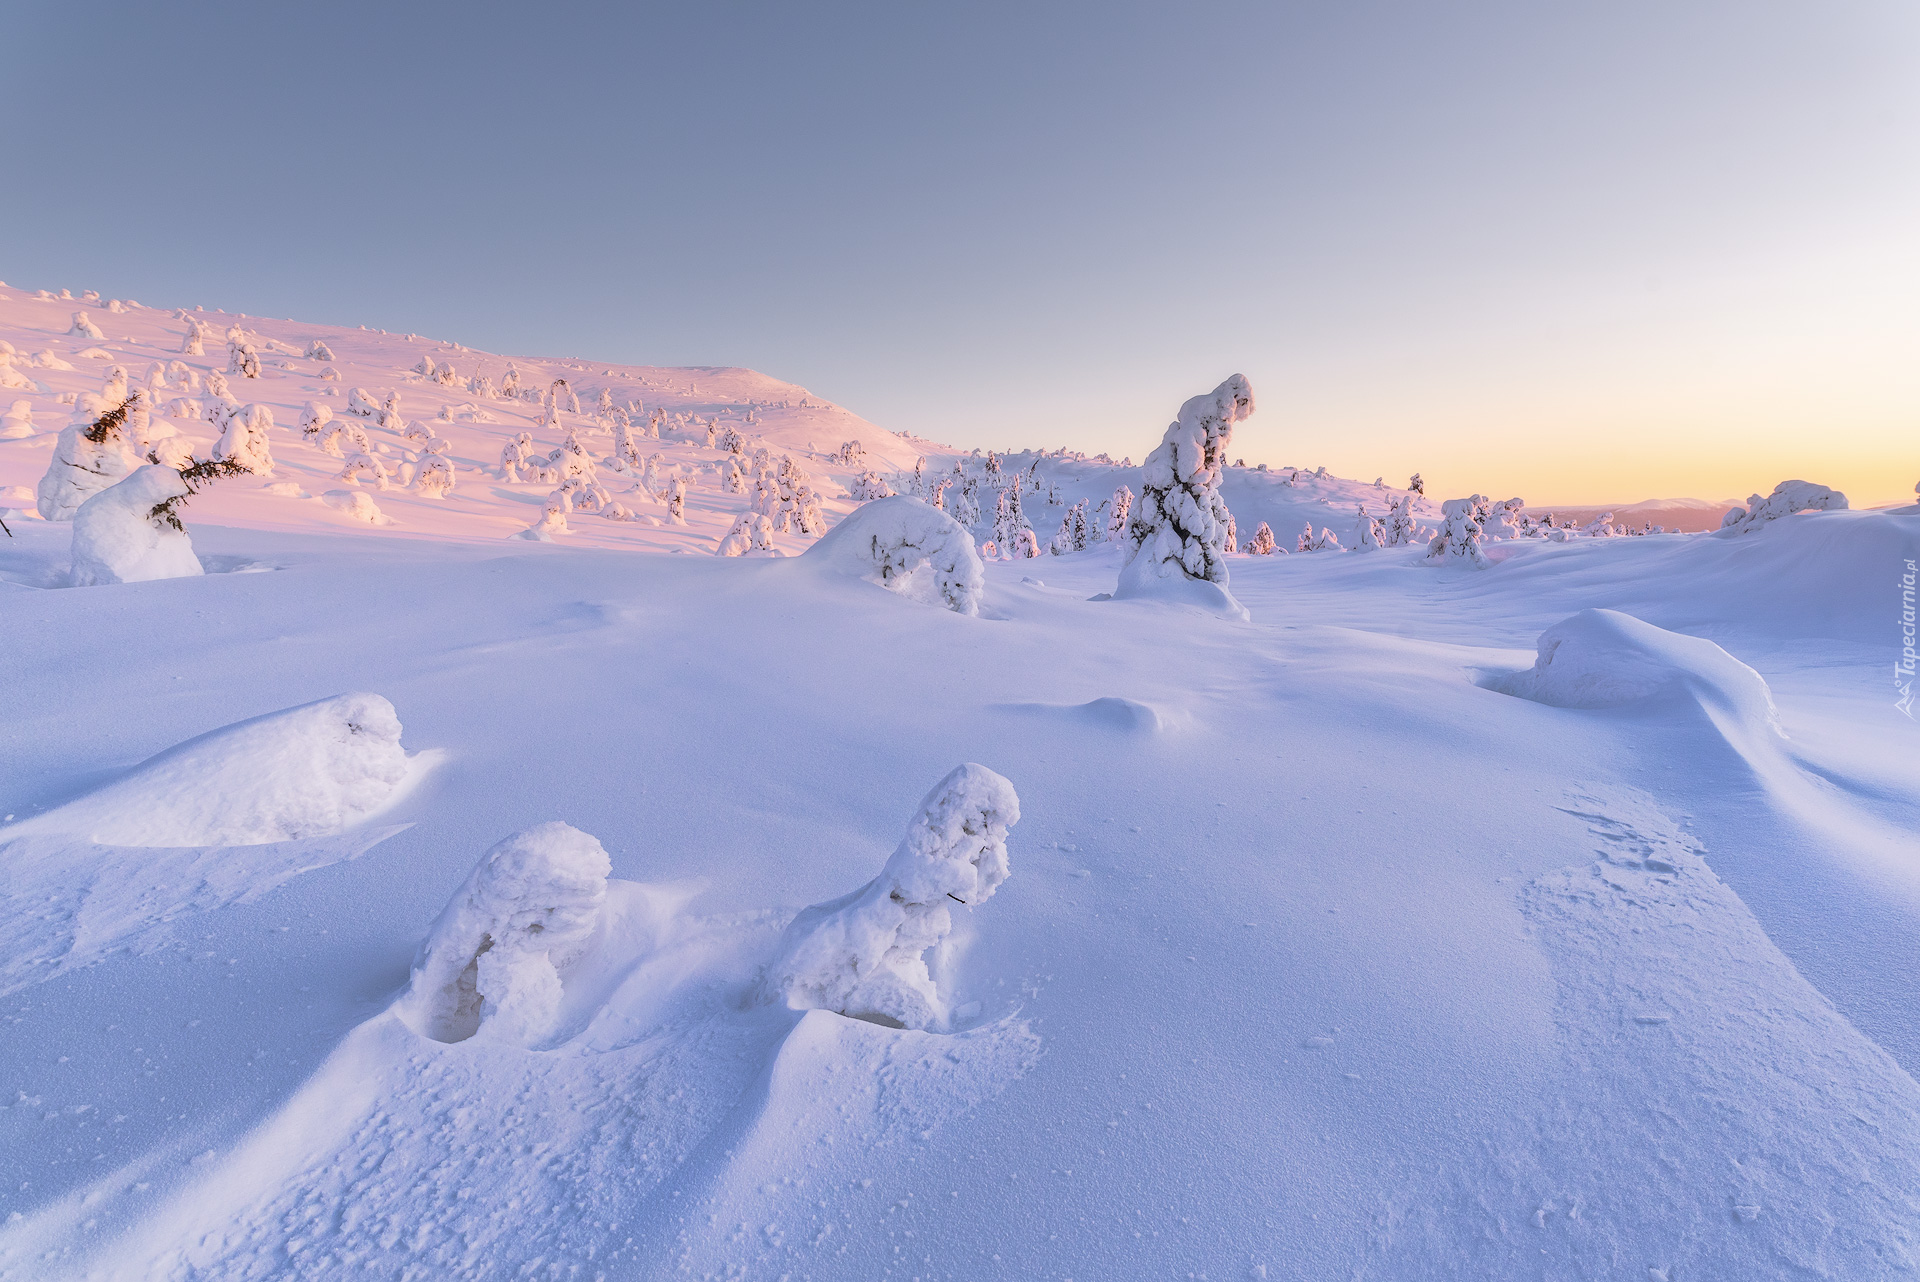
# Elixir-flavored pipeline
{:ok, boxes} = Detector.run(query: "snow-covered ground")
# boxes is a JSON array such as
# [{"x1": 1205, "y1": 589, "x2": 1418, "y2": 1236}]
[{"x1": 4, "y1": 286, "x2": 1919, "y2": 1281}]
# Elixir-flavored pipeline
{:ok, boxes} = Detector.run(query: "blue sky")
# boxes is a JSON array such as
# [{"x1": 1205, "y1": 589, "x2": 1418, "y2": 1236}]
[{"x1": 5, "y1": 1, "x2": 1916, "y2": 502}]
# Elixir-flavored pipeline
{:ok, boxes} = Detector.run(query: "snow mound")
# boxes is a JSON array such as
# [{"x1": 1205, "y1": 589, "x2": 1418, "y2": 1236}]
[
  {"x1": 15, "y1": 693, "x2": 412, "y2": 846},
  {"x1": 68, "y1": 464, "x2": 203, "y2": 586},
  {"x1": 323, "y1": 488, "x2": 390, "y2": 524},
  {"x1": 400, "y1": 822, "x2": 611, "y2": 1046},
  {"x1": 1488, "y1": 608, "x2": 1778, "y2": 730},
  {"x1": 1005, "y1": 696, "x2": 1176, "y2": 734},
  {"x1": 802, "y1": 495, "x2": 984, "y2": 615},
  {"x1": 762, "y1": 764, "x2": 1018, "y2": 1031},
  {"x1": 1716, "y1": 479, "x2": 1847, "y2": 535}
]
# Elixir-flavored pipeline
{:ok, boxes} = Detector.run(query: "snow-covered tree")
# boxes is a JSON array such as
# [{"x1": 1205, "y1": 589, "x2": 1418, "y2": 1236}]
[
  {"x1": 1221, "y1": 508, "x2": 1238, "y2": 558},
  {"x1": 68, "y1": 456, "x2": 248, "y2": 586},
  {"x1": 715, "y1": 513, "x2": 757, "y2": 556},
  {"x1": 1244, "y1": 521, "x2": 1277, "y2": 554},
  {"x1": 0, "y1": 341, "x2": 35, "y2": 391},
  {"x1": 35, "y1": 400, "x2": 142, "y2": 520},
  {"x1": 315, "y1": 416, "x2": 370, "y2": 459},
  {"x1": 180, "y1": 317, "x2": 211, "y2": 355},
  {"x1": 415, "y1": 454, "x2": 456, "y2": 498},
  {"x1": 718, "y1": 423, "x2": 745, "y2": 453},
  {"x1": 1050, "y1": 498, "x2": 1092, "y2": 554},
  {"x1": 775, "y1": 457, "x2": 825, "y2": 535},
  {"x1": 1374, "y1": 476, "x2": 1385, "y2": 489},
  {"x1": 1350, "y1": 505, "x2": 1385, "y2": 551},
  {"x1": 1384, "y1": 493, "x2": 1418, "y2": 546},
  {"x1": 345, "y1": 386, "x2": 380, "y2": 417},
  {"x1": 946, "y1": 474, "x2": 982, "y2": 528},
  {"x1": 839, "y1": 440, "x2": 863, "y2": 464},
  {"x1": 850, "y1": 470, "x2": 894, "y2": 501},
  {"x1": 1581, "y1": 512, "x2": 1619, "y2": 538},
  {"x1": 1426, "y1": 498, "x2": 1490, "y2": 567},
  {"x1": 1, "y1": 399, "x2": 32, "y2": 439},
  {"x1": 1481, "y1": 497, "x2": 1524, "y2": 540},
  {"x1": 400, "y1": 822, "x2": 610, "y2": 1045},
  {"x1": 69, "y1": 311, "x2": 104, "y2": 339},
  {"x1": 1716, "y1": 480, "x2": 1849, "y2": 535},
  {"x1": 991, "y1": 484, "x2": 1036, "y2": 559},
  {"x1": 722, "y1": 456, "x2": 745, "y2": 492},
  {"x1": 298, "y1": 402, "x2": 333, "y2": 442},
  {"x1": 1297, "y1": 521, "x2": 1315, "y2": 553},
  {"x1": 1409, "y1": 473, "x2": 1425, "y2": 495},
  {"x1": 306, "y1": 340, "x2": 334, "y2": 362},
  {"x1": 213, "y1": 403, "x2": 274, "y2": 474},
  {"x1": 378, "y1": 391, "x2": 406, "y2": 433},
  {"x1": 666, "y1": 476, "x2": 688, "y2": 524},
  {"x1": 1106, "y1": 484, "x2": 1133, "y2": 542},
  {"x1": 227, "y1": 338, "x2": 261, "y2": 379},
  {"x1": 338, "y1": 452, "x2": 390, "y2": 489},
  {"x1": 761, "y1": 764, "x2": 1018, "y2": 1031},
  {"x1": 1118, "y1": 375, "x2": 1254, "y2": 609}
]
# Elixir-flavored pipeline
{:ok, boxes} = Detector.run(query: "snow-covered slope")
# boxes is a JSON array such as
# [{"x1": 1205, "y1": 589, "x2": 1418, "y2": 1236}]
[{"x1": 3, "y1": 283, "x2": 1918, "y2": 1282}]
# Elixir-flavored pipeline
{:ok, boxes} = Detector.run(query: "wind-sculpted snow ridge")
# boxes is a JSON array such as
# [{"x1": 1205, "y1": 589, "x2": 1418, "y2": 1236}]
[
  {"x1": 801, "y1": 494, "x2": 985, "y2": 615},
  {"x1": 9, "y1": 693, "x2": 416, "y2": 847},
  {"x1": 1488, "y1": 608, "x2": 1779, "y2": 733},
  {"x1": 399, "y1": 822, "x2": 612, "y2": 1047},
  {"x1": 762, "y1": 763, "x2": 1018, "y2": 1031},
  {"x1": 1370, "y1": 784, "x2": 1920, "y2": 1279}
]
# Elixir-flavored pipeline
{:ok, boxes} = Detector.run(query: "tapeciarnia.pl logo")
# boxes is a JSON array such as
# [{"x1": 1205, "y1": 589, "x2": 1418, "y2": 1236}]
[{"x1": 1899, "y1": 557, "x2": 1916, "y2": 718}]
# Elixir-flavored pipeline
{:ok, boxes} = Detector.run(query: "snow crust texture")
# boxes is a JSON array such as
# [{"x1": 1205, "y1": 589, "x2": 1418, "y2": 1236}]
[
  {"x1": 14, "y1": 693, "x2": 410, "y2": 846},
  {"x1": 402, "y1": 822, "x2": 612, "y2": 1046},
  {"x1": 763, "y1": 764, "x2": 1018, "y2": 1031}
]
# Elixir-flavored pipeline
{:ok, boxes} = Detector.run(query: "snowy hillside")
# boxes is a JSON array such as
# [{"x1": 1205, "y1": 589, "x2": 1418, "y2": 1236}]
[{"x1": 4, "y1": 284, "x2": 1920, "y2": 1282}]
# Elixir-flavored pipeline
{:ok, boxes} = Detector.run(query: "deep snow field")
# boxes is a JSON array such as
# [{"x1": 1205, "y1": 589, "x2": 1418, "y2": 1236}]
[{"x1": 3, "y1": 287, "x2": 1919, "y2": 1281}]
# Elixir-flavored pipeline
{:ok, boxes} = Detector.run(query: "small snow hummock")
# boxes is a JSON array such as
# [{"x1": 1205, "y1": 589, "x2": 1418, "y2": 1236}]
[
  {"x1": 803, "y1": 495, "x2": 986, "y2": 615},
  {"x1": 13, "y1": 692, "x2": 411, "y2": 846},
  {"x1": 1115, "y1": 375, "x2": 1254, "y2": 619},
  {"x1": 400, "y1": 822, "x2": 611, "y2": 1046},
  {"x1": 761, "y1": 763, "x2": 1019, "y2": 1031},
  {"x1": 1426, "y1": 498, "x2": 1489, "y2": 568},
  {"x1": 1717, "y1": 480, "x2": 1848, "y2": 536}
]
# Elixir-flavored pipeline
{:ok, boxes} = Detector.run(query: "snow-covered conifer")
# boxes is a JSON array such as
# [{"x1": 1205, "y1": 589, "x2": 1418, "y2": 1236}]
[
  {"x1": 990, "y1": 484, "x2": 1036, "y2": 559},
  {"x1": 1409, "y1": 473, "x2": 1424, "y2": 495},
  {"x1": 69, "y1": 311, "x2": 104, "y2": 339},
  {"x1": 715, "y1": 512, "x2": 756, "y2": 556},
  {"x1": 1298, "y1": 521, "x2": 1315, "y2": 553},
  {"x1": 1118, "y1": 375, "x2": 1254, "y2": 609},
  {"x1": 213, "y1": 403, "x2": 274, "y2": 474},
  {"x1": 1106, "y1": 484, "x2": 1133, "y2": 542},
  {"x1": 1426, "y1": 498, "x2": 1490, "y2": 567},
  {"x1": 1244, "y1": 521, "x2": 1277, "y2": 555},
  {"x1": 1050, "y1": 498, "x2": 1092, "y2": 554},
  {"x1": 415, "y1": 454, "x2": 455, "y2": 498},
  {"x1": 723, "y1": 456, "x2": 745, "y2": 492},
  {"x1": 1221, "y1": 508, "x2": 1238, "y2": 558},
  {"x1": 0, "y1": 341, "x2": 34, "y2": 391},
  {"x1": 306, "y1": 340, "x2": 334, "y2": 362},
  {"x1": 180, "y1": 317, "x2": 210, "y2": 355},
  {"x1": 228, "y1": 339, "x2": 261, "y2": 378},
  {"x1": 1716, "y1": 480, "x2": 1848, "y2": 535},
  {"x1": 1374, "y1": 477, "x2": 1385, "y2": 489},
  {"x1": 760, "y1": 764, "x2": 1018, "y2": 1031},
  {"x1": 1351, "y1": 505, "x2": 1385, "y2": 551},
  {"x1": 667, "y1": 476, "x2": 687, "y2": 524},
  {"x1": 35, "y1": 400, "x2": 142, "y2": 520},
  {"x1": 1483, "y1": 497, "x2": 1524, "y2": 540},
  {"x1": 850, "y1": 470, "x2": 894, "y2": 501},
  {"x1": 1384, "y1": 493, "x2": 1418, "y2": 546},
  {"x1": 718, "y1": 423, "x2": 745, "y2": 453},
  {"x1": 839, "y1": 440, "x2": 863, "y2": 464},
  {"x1": 345, "y1": 386, "x2": 380, "y2": 417}
]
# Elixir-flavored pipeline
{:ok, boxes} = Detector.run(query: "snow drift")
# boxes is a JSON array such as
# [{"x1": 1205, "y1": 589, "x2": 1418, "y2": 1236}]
[
  {"x1": 802, "y1": 495, "x2": 985, "y2": 615},
  {"x1": 14, "y1": 693, "x2": 413, "y2": 846},
  {"x1": 399, "y1": 822, "x2": 611, "y2": 1046},
  {"x1": 1488, "y1": 608, "x2": 1779, "y2": 733},
  {"x1": 762, "y1": 763, "x2": 1018, "y2": 1031}
]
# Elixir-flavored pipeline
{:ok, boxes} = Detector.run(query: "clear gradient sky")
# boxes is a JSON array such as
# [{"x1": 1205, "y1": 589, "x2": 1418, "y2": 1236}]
[{"x1": 5, "y1": 2, "x2": 1916, "y2": 505}]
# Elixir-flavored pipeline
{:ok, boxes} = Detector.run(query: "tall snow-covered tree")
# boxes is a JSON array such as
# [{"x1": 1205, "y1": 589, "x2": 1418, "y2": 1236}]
[
  {"x1": 1244, "y1": 521, "x2": 1277, "y2": 554},
  {"x1": 1106, "y1": 484, "x2": 1133, "y2": 541},
  {"x1": 991, "y1": 484, "x2": 1036, "y2": 559},
  {"x1": 1409, "y1": 473, "x2": 1425, "y2": 495},
  {"x1": 1426, "y1": 498, "x2": 1490, "y2": 567},
  {"x1": 1120, "y1": 375, "x2": 1254, "y2": 598},
  {"x1": 1351, "y1": 505, "x2": 1385, "y2": 551},
  {"x1": 1050, "y1": 498, "x2": 1092, "y2": 554}
]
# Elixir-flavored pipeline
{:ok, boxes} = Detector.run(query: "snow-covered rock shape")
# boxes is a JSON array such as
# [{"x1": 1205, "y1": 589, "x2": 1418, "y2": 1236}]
[
  {"x1": 1716, "y1": 480, "x2": 1848, "y2": 536},
  {"x1": 69, "y1": 464, "x2": 204, "y2": 586},
  {"x1": 35, "y1": 404, "x2": 141, "y2": 520},
  {"x1": 1115, "y1": 375, "x2": 1254, "y2": 620},
  {"x1": 11, "y1": 693, "x2": 411, "y2": 846},
  {"x1": 1425, "y1": 498, "x2": 1489, "y2": 568},
  {"x1": 803, "y1": 495, "x2": 986, "y2": 616},
  {"x1": 1489, "y1": 608, "x2": 1780, "y2": 734},
  {"x1": 762, "y1": 763, "x2": 1018, "y2": 1031},
  {"x1": 402, "y1": 822, "x2": 611, "y2": 1046}
]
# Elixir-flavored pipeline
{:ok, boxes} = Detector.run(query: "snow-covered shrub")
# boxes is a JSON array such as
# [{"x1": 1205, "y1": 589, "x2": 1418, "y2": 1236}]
[
  {"x1": 1716, "y1": 480, "x2": 1848, "y2": 536},
  {"x1": 306, "y1": 339, "x2": 335, "y2": 361},
  {"x1": 401, "y1": 822, "x2": 611, "y2": 1046},
  {"x1": 838, "y1": 440, "x2": 863, "y2": 464},
  {"x1": 715, "y1": 512, "x2": 756, "y2": 556},
  {"x1": 667, "y1": 476, "x2": 687, "y2": 524},
  {"x1": 299, "y1": 401, "x2": 333, "y2": 441},
  {"x1": 1116, "y1": 375, "x2": 1254, "y2": 616},
  {"x1": 0, "y1": 341, "x2": 34, "y2": 391},
  {"x1": 776, "y1": 457, "x2": 826, "y2": 535},
  {"x1": 1050, "y1": 499, "x2": 1092, "y2": 554},
  {"x1": 1350, "y1": 505, "x2": 1384, "y2": 551},
  {"x1": 338, "y1": 452, "x2": 390, "y2": 489},
  {"x1": 1483, "y1": 497, "x2": 1524, "y2": 540},
  {"x1": 321, "y1": 489, "x2": 390, "y2": 524},
  {"x1": 1, "y1": 399, "x2": 32, "y2": 438},
  {"x1": 214, "y1": 403, "x2": 275, "y2": 474},
  {"x1": 1106, "y1": 484, "x2": 1133, "y2": 542},
  {"x1": 718, "y1": 423, "x2": 745, "y2": 453},
  {"x1": 35, "y1": 401, "x2": 142, "y2": 520},
  {"x1": 760, "y1": 763, "x2": 1018, "y2": 1031},
  {"x1": 851, "y1": 470, "x2": 894, "y2": 501},
  {"x1": 166, "y1": 397, "x2": 203, "y2": 421},
  {"x1": 722, "y1": 456, "x2": 745, "y2": 493},
  {"x1": 415, "y1": 454, "x2": 455, "y2": 498},
  {"x1": 1310, "y1": 527, "x2": 1342, "y2": 551},
  {"x1": 1384, "y1": 493, "x2": 1418, "y2": 546},
  {"x1": 179, "y1": 318, "x2": 210, "y2": 355},
  {"x1": 345, "y1": 386, "x2": 381, "y2": 417},
  {"x1": 377, "y1": 391, "x2": 405, "y2": 433},
  {"x1": 804, "y1": 496, "x2": 986, "y2": 616},
  {"x1": 69, "y1": 311, "x2": 104, "y2": 339},
  {"x1": 68, "y1": 458, "x2": 244, "y2": 586},
  {"x1": 1243, "y1": 522, "x2": 1276, "y2": 554},
  {"x1": 1581, "y1": 512, "x2": 1620, "y2": 538},
  {"x1": 1409, "y1": 473, "x2": 1424, "y2": 495},
  {"x1": 499, "y1": 432, "x2": 534, "y2": 481},
  {"x1": 433, "y1": 361, "x2": 457, "y2": 387},
  {"x1": 946, "y1": 475, "x2": 982, "y2": 528},
  {"x1": 1426, "y1": 498, "x2": 1489, "y2": 567},
  {"x1": 227, "y1": 339, "x2": 261, "y2": 378}
]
